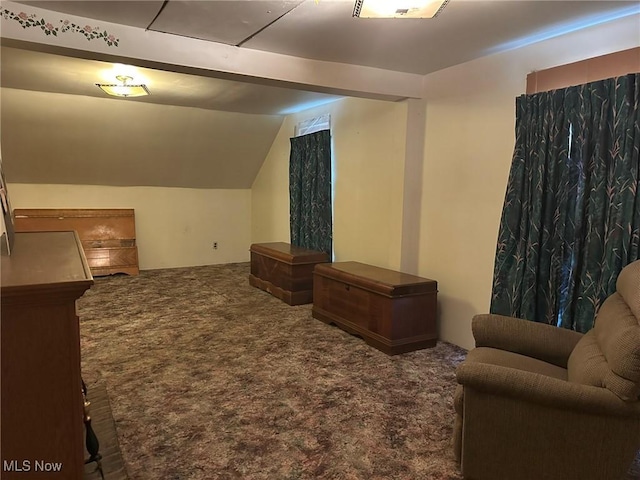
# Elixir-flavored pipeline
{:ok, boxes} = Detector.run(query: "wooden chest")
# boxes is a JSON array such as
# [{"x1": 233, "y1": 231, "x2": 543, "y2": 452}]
[
  {"x1": 312, "y1": 261, "x2": 438, "y2": 355},
  {"x1": 13, "y1": 208, "x2": 139, "y2": 276},
  {"x1": 249, "y1": 242, "x2": 330, "y2": 305}
]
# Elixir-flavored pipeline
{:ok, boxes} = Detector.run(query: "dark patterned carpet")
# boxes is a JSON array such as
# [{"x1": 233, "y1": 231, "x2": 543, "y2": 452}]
[{"x1": 77, "y1": 263, "x2": 640, "y2": 480}]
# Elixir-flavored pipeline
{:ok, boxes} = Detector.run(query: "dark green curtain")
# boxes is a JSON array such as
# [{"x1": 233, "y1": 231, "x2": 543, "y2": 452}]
[
  {"x1": 289, "y1": 129, "x2": 332, "y2": 256},
  {"x1": 491, "y1": 73, "x2": 640, "y2": 332}
]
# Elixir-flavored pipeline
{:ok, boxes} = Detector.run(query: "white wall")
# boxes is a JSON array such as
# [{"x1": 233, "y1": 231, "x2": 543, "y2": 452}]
[
  {"x1": 419, "y1": 15, "x2": 640, "y2": 350},
  {"x1": 8, "y1": 184, "x2": 251, "y2": 270},
  {"x1": 420, "y1": 93, "x2": 516, "y2": 349},
  {"x1": 251, "y1": 14, "x2": 640, "y2": 351},
  {"x1": 251, "y1": 96, "x2": 407, "y2": 269}
]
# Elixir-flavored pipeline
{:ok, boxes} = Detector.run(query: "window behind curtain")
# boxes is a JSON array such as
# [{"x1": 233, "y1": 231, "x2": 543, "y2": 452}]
[
  {"x1": 295, "y1": 114, "x2": 330, "y2": 137},
  {"x1": 289, "y1": 128, "x2": 332, "y2": 256},
  {"x1": 490, "y1": 74, "x2": 640, "y2": 332}
]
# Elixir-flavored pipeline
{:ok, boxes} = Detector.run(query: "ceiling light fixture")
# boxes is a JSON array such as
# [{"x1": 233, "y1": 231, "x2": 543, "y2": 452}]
[
  {"x1": 353, "y1": 0, "x2": 449, "y2": 18},
  {"x1": 96, "y1": 75, "x2": 150, "y2": 98}
]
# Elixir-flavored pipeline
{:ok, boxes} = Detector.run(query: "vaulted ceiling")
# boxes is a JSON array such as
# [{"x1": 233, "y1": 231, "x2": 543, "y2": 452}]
[{"x1": 1, "y1": 0, "x2": 638, "y2": 188}]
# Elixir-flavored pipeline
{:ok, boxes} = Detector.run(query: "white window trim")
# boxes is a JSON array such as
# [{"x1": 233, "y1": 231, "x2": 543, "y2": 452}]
[{"x1": 295, "y1": 114, "x2": 331, "y2": 137}]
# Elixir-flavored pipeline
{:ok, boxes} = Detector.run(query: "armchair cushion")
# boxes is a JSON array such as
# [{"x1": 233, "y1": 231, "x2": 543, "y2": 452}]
[
  {"x1": 465, "y1": 347, "x2": 568, "y2": 381},
  {"x1": 568, "y1": 329, "x2": 639, "y2": 401},
  {"x1": 617, "y1": 258, "x2": 640, "y2": 319},
  {"x1": 568, "y1": 287, "x2": 640, "y2": 402},
  {"x1": 456, "y1": 360, "x2": 640, "y2": 417},
  {"x1": 599, "y1": 295, "x2": 640, "y2": 381},
  {"x1": 472, "y1": 313, "x2": 583, "y2": 367}
]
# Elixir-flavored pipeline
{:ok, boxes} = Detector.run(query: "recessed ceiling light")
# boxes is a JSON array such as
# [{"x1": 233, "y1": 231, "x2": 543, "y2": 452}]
[{"x1": 353, "y1": 0, "x2": 449, "y2": 18}]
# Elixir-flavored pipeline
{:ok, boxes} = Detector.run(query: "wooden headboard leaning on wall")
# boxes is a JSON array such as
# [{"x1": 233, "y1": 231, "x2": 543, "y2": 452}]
[
  {"x1": 13, "y1": 208, "x2": 139, "y2": 277},
  {"x1": 526, "y1": 47, "x2": 640, "y2": 94}
]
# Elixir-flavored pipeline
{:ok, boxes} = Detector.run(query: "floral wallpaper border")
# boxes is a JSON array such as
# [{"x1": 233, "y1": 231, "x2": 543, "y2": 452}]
[{"x1": 2, "y1": 9, "x2": 119, "y2": 47}]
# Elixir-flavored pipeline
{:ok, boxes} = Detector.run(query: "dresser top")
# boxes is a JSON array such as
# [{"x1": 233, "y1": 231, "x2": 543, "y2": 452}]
[
  {"x1": 2, "y1": 231, "x2": 93, "y2": 291},
  {"x1": 250, "y1": 242, "x2": 329, "y2": 264},
  {"x1": 314, "y1": 261, "x2": 437, "y2": 296}
]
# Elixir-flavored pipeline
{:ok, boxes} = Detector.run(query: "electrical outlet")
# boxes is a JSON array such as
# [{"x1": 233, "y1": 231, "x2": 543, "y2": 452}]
[{"x1": 213, "y1": 242, "x2": 218, "y2": 250}]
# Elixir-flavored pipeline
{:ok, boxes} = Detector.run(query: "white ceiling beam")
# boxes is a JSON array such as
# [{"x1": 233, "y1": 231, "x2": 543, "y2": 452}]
[{"x1": 0, "y1": 1, "x2": 423, "y2": 101}]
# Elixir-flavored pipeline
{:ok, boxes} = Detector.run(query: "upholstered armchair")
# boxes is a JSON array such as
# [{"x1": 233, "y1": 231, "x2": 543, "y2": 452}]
[{"x1": 453, "y1": 259, "x2": 640, "y2": 480}]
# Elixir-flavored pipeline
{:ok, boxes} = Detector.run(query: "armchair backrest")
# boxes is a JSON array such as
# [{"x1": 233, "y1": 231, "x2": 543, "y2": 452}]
[{"x1": 567, "y1": 260, "x2": 640, "y2": 401}]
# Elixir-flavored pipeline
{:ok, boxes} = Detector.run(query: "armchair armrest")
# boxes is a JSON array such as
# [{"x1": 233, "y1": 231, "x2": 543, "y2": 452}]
[
  {"x1": 472, "y1": 314, "x2": 583, "y2": 368},
  {"x1": 456, "y1": 361, "x2": 640, "y2": 417}
]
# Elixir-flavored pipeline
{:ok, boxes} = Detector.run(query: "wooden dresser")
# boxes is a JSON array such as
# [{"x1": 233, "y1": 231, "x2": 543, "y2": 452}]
[
  {"x1": 1, "y1": 231, "x2": 93, "y2": 479},
  {"x1": 14, "y1": 208, "x2": 139, "y2": 276},
  {"x1": 312, "y1": 261, "x2": 438, "y2": 355},
  {"x1": 249, "y1": 242, "x2": 330, "y2": 305}
]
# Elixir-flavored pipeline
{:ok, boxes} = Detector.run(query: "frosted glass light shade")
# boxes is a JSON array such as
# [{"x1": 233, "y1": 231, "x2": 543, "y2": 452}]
[{"x1": 96, "y1": 75, "x2": 149, "y2": 98}]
